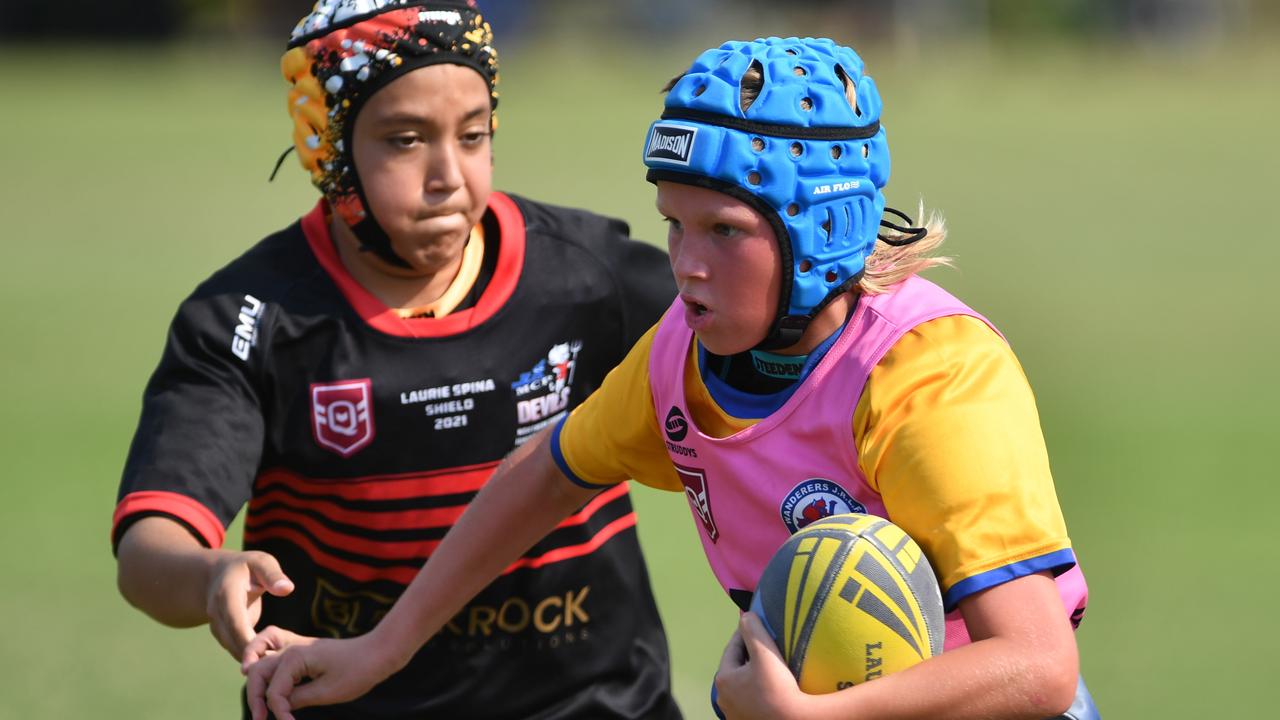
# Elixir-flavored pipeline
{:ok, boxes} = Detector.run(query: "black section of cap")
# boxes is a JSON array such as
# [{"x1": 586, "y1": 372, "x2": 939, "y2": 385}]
[{"x1": 660, "y1": 107, "x2": 880, "y2": 141}]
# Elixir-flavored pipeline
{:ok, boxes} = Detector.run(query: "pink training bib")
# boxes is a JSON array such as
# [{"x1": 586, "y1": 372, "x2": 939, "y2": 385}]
[{"x1": 648, "y1": 276, "x2": 1087, "y2": 648}]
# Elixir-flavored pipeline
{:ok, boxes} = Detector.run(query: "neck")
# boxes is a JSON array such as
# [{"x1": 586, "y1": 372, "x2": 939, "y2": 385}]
[
  {"x1": 773, "y1": 292, "x2": 857, "y2": 355},
  {"x1": 330, "y1": 215, "x2": 466, "y2": 311}
]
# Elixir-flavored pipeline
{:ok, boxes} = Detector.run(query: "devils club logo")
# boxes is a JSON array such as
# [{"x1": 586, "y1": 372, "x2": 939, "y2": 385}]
[
  {"x1": 779, "y1": 478, "x2": 865, "y2": 534},
  {"x1": 311, "y1": 378, "x2": 375, "y2": 457}
]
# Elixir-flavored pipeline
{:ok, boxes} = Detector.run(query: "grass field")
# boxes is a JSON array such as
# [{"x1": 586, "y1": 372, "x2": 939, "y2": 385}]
[{"x1": 0, "y1": 34, "x2": 1277, "y2": 719}]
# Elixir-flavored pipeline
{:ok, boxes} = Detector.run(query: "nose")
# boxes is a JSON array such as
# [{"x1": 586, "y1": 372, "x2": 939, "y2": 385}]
[
  {"x1": 669, "y1": 232, "x2": 709, "y2": 285},
  {"x1": 423, "y1": 140, "x2": 464, "y2": 198}
]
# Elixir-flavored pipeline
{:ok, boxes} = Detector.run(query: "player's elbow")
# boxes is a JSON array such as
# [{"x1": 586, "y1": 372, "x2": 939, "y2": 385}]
[{"x1": 1020, "y1": 637, "x2": 1079, "y2": 717}]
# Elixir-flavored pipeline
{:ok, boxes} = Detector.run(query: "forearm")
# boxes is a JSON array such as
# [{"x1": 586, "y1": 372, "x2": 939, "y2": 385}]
[
  {"x1": 116, "y1": 516, "x2": 223, "y2": 627},
  {"x1": 370, "y1": 430, "x2": 598, "y2": 671},
  {"x1": 806, "y1": 634, "x2": 1077, "y2": 720},
  {"x1": 804, "y1": 573, "x2": 1078, "y2": 720}
]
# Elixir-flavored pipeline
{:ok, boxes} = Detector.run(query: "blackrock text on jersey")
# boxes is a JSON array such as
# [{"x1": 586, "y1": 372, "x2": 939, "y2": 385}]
[{"x1": 314, "y1": 580, "x2": 593, "y2": 652}]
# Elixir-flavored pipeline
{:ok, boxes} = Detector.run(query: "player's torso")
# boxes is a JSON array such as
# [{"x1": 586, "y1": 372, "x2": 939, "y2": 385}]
[
  {"x1": 650, "y1": 277, "x2": 981, "y2": 608},
  {"x1": 237, "y1": 222, "x2": 675, "y2": 718}
]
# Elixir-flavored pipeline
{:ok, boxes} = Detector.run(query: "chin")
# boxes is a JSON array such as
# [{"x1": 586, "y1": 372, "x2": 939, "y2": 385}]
[{"x1": 694, "y1": 332, "x2": 755, "y2": 356}]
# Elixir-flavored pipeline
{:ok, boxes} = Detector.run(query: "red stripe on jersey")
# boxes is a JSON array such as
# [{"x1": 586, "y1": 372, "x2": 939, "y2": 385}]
[
  {"x1": 246, "y1": 505, "x2": 444, "y2": 559},
  {"x1": 244, "y1": 483, "x2": 632, "y2": 561},
  {"x1": 255, "y1": 462, "x2": 499, "y2": 501},
  {"x1": 245, "y1": 510, "x2": 638, "y2": 586},
  {"x1": 242, "y1": 525, "x2": 421, "y2": 585},
  {"x1": 249, "y1": 479, "x2": 629, "y2": 535},
  {"x1": 302, "y1": 192, "x2": 526, "y2": 339},
  {"x1": 112, "y1": 491, "x2": 226, "y2": 549},
  {"x1": 503, "y1": 513, "x2": 638, "y2": 573}
]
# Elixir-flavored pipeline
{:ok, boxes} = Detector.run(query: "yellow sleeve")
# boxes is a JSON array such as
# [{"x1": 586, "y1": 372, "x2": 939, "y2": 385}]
[
  {"x1": 853, "y1": 315, "x2": 1073, "y2": 605},
  {"x1": 554, "y1": 324, "x2": 683, "y2": 492}
]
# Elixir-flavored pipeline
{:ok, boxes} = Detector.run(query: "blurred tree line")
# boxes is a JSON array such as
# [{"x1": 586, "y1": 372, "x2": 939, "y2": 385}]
[{"x1": 1, "y1": 0, "x2": 1271, "y2": 44}]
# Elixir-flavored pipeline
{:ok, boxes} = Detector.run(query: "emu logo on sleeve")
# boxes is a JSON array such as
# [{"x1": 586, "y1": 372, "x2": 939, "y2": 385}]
[
  {"x1": 646, "y1": 124, "x2": 697, "y2": 165},
  {"x1": 311, "y1": 378, "x2": 375, "y2": 457}
]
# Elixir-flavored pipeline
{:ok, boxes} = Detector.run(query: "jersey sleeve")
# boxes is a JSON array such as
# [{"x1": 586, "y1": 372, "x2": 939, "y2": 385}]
[
  {"x1": 854, "y1": 314, "x2": 1076, "y2": 610},
  {"x1": 552, "y1": 324, "x2": 683, "y2": 492},
  {"x1": 112, "y1": 290, "x2": 267, "y2": 553}
]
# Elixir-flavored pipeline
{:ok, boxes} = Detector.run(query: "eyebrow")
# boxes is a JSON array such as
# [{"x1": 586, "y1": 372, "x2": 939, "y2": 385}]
[{"x1": 373, "y1": 105, "x2": 490, "y2": 128}]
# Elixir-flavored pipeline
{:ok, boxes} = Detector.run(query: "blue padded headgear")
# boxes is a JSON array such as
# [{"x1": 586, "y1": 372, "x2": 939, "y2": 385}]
[{"x1": 644, "y1": 37, "x2": 901, "y2": 349}]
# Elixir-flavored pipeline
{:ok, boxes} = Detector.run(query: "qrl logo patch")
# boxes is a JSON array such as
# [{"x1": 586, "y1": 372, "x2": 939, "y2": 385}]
[
  {"x1": 646, "y1": 124, "x2": 697, "y2": 166},
  {"x1": 311, "y1": 378, "x2": 375, "y2": 457},
  {"x1": 675, "y1": 464, "x2": 718, "y2": 543},
  {"x1": 779, "y1": 478, "x2": 865, "y2": 534}
]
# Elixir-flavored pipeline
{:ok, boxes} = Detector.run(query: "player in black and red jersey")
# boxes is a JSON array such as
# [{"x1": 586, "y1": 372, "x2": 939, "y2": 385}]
[{"x1": 112, "y1": 2, "x2": 680, "y2": 718}]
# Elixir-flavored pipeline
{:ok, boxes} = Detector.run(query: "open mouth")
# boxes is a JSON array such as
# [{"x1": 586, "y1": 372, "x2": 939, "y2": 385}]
[{"x1": 683, "y1": 298, "x2": 709, "y2": 316}]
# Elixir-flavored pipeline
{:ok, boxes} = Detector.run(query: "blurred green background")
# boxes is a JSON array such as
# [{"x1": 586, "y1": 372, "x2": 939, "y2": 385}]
[{"x1": 2, "y1": 1, "x2": 1277, "y2": 718}]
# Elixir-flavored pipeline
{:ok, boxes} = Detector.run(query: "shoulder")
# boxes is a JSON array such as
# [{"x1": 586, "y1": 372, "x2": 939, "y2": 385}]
[
  {"x1": 503, "y1": 192, "x2": 666, "y2": 269},
  {"x1": 503, "y1": 193, "x2": 633, "y2": 248},
  {"x1": 165, "y1": 220, "x2": 333, "y2": 362},
  {"x1": 190, "y1": 221, "x2": 324, "y2": 307},
  {"x1": 884, "y1": 314, "x2": 1010, "y2": 370}
]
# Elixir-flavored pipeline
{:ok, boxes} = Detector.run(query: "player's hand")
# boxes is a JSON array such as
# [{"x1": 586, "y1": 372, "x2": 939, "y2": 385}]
[
  {"x1": 714, "y1": 613, "x2": 811, "y2": 720},
  {"x1": 240, "y1": 624, "x2": 307, "y2": 672},
  {"x1": 244, "y1": 634, "x2": 394, "y2": 720},
  {"x1": 206, "y1": 550, "x2": 294, "y2": 661}
]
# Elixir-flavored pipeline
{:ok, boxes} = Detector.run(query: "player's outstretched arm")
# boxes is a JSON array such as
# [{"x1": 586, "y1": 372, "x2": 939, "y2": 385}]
[
  {"x1": 715, "y1": 571, "x2": 1078, "y2": 720},
  {"x1": 116, "y1": 516, "x2": 295, "y2": 660},
  {"x1": 243, "y1": 427, "x2": 597, "y2": 720}
]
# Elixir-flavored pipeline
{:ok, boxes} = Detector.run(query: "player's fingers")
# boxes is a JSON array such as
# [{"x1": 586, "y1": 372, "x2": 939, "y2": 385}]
[
  {"x1": 740, "y1": 612, "x2": 785, "y2": 666},
  {"x1": 224, "y1": 597, "x2": 257, "y2": 659},
  {"x1": 245, "y1": 652, "x2": 282, "y2": 720},
  {"x1": 206, "y1": 560, "x2": 254, "y2": 659},
  {"x1": 289, "y1": 675, "x2": 338, "y2": 711},
  {"x1": 242, "y1": 625, "x2": 292, "y2": 672},
  {"x1": 265, "y1": 650, "x2": 309, "y2": 720},
  {"x1": 246, "y1": 551, "x2": 295, "y2": 597},
  {"x1": 716, "y1": 627, "x2": 747, "y2": 676}
]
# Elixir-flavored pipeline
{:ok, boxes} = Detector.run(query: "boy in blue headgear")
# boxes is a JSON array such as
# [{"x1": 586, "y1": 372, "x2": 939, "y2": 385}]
[{"x1": 245, "y1": 37, "x2": 1096, "y2": 720}]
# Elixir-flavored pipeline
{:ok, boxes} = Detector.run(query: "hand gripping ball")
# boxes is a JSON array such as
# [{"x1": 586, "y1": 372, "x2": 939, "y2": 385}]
[{"x1": 750, "y1": 513, "x2": 945, "y2": 694}]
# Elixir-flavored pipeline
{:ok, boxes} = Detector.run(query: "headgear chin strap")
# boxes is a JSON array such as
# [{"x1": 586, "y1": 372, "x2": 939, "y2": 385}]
[
  {"x1": 282, "y1": 0, "x2": 499, "y2": 268},
  {"x1": 643, "y1": 37, "x2": 924, "y2": 350}
]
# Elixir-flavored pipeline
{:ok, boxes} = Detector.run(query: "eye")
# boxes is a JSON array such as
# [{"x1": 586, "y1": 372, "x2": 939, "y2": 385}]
[
  {"x1": 712, "y1": 223, "x2": 739, "y2": 238},
  {"x1": 388, "y1": 134, "x2": 421, "y2": 149},
  {"x1": 662, "y1": 216, "x2": 682, "y2": 232},
  {"x1": 460, "y1": 129, "x2": 491, "y2": 147}
]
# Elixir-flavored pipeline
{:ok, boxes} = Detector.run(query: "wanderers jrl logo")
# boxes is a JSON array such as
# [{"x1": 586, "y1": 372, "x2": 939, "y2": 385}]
[{"x1": 780, "y1": 478, "x2": 865, "y2": 534}]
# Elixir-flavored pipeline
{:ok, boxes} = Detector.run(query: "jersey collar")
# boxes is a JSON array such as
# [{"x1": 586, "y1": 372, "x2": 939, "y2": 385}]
[{"x1": 301, "y1": 191, "x2": 526, "y2": 339}]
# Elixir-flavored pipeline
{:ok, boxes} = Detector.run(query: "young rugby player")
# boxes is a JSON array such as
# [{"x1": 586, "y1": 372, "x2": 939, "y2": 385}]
[
  {"x1": 112, "y1": 2, "x2": 681, "y2": 718},
  {"x1": 244, "y1": 36, "x2": 1098, "y2": 720}
]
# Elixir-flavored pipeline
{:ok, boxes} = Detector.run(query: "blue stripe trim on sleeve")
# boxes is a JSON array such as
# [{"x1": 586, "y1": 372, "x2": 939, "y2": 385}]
[
  {"x1": 549, "y1": 416, "x2": 614, "y2": 490},
  {"x1": 943, "y1": 548, "x2": 1077, "y2": 611}
]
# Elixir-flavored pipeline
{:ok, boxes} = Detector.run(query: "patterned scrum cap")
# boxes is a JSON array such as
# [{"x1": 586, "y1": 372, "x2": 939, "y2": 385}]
[{"x1": 281, "y1": 0, "x2": 499, "y2": 265}]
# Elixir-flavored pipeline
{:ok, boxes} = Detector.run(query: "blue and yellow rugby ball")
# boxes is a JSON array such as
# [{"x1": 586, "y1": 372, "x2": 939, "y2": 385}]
[{"x1": 750, "y1": 513, "x2": 945, "y2": 693}]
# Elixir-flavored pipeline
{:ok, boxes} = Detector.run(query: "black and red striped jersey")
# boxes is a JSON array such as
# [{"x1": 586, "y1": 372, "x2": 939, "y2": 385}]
[{"x1": 113, "y1": 192, "x2": 682, "y2": 720}]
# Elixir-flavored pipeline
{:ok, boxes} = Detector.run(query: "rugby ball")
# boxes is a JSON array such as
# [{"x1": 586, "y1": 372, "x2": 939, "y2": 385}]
[{"x1": 750, "y1": 513, "x2": 945, "y2": 693}]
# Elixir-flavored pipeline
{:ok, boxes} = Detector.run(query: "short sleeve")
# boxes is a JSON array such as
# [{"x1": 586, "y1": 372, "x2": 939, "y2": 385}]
[
  {"x1": 112, "y1": 291, "x2": 267, "y2": 552},
  {"x1": 854, "y1": 315, "x2": 1075, "y2": 609},
  {"x1": 553, "y1": 325, "x2": 682, "y2": 492}
]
